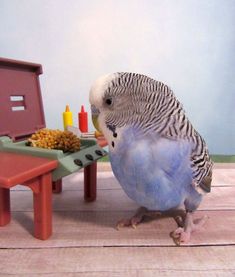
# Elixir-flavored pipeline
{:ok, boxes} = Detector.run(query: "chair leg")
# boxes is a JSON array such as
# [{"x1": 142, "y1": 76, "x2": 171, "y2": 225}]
[
  {"x1": 84, "y1": 162, "x2": 97, "y2": 202},
  {"x1": 0, "y1": 187, "x2": 11, "y2": 226},
  {"x1": 33, "y1": 173, "x2": 52, "y2": 240}
]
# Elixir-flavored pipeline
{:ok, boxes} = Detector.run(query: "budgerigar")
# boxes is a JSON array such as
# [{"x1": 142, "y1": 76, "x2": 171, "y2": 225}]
[{"x1": 89, "y1": 72, "x2": 213, "y2": 244}]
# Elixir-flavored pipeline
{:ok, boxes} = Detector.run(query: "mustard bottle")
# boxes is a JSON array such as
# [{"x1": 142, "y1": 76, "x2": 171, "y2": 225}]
[{"x1": 63, "y1": 105, "x2": 73, "y2": 130}]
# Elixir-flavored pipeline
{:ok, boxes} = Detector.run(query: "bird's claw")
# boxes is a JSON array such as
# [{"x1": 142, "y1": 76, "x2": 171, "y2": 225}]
[
  {"x1": 171, "y1": 213, "x2": 208, "y2": 246},
  {"x1": 170, "y1": 227, "x2": 191, "y2": 246},
  {"x1": 116, "y1": 207, "x2": 149, "y2": 230},
  {"x1": 116, "y1": 208, "x2": 161, "y2": 230},
  {"x1": 116, "y1": 218, "x2": 139, "y2": 230}
]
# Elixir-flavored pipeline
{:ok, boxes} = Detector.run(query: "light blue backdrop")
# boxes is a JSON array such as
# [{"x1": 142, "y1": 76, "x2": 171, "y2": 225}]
[{"x1": 0, "y1": 0, "x2": 234, "y2": 154}]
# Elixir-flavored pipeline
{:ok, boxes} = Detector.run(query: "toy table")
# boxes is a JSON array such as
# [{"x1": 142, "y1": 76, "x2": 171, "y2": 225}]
[{"x1": 0, "y1": 140, "x2": 106, "y2": 240}]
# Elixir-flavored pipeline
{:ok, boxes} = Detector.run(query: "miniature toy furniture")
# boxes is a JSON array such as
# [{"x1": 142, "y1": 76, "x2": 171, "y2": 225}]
[
  {"x1": 0, "y1": 152, "x2": 58, "y2": 240},
  {"x1": 0, "y1": 57, "x2": 107, "y2": 239}
]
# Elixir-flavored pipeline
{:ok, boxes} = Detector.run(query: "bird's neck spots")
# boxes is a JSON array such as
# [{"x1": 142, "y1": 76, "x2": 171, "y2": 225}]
[{"x1": 106, "y1": 124, "x2": 117, "y2": 136}]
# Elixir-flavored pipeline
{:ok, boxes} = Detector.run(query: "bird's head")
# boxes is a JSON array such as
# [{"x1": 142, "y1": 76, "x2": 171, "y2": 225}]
[
  {"x1": 89, "y1": 72, "x2": 172, "y2": 147},
  {"x1": 90, "y1": 72, "x2": 143, "y2": 148}
]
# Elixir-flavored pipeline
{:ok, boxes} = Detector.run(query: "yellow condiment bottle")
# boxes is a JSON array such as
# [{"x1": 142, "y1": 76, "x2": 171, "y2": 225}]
[{"x1": 63, "y1": 105, "x2": 73, "y2": 130}]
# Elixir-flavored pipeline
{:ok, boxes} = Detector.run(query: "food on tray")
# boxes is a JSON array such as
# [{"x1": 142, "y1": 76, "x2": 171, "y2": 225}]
[{"x1": 27, "y1": 128, "x2": 81, "y2": 152}]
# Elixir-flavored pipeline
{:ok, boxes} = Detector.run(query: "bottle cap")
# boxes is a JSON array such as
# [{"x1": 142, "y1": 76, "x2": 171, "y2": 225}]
[{"x1": 65, "y1": 105, "x2": 70, "y2": 112}]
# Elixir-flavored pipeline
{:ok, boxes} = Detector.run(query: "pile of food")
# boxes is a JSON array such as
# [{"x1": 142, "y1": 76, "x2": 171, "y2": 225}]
[{"x1": 27, "y1": 128, "x2": 81, "y2": 152}]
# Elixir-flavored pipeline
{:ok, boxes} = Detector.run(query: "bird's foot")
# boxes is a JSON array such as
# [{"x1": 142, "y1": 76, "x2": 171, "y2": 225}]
[
  {"x1": 116, "y1": 207, "x2": 161, "y2": 230},
  {"x1": 171, "y1": 212, "x2": 208, "y2": 246}
]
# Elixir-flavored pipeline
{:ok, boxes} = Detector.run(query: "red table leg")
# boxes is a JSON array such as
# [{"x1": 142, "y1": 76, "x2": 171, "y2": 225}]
[
  {"x1": 52, "y1": 179, "x2": 62, "y2": 194},
  {"x1": 33, "y1": 173, "x2": 52, "y2": 240},
  {"x1": 84, "y1": 162, "x2": 97, "y2": 202},
  {"x1": 0, "y1": 187, "x2": 11, "y2": 226}
]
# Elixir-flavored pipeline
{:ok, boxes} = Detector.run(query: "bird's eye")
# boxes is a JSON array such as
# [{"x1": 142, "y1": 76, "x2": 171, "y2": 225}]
[{"x1": 105, "y1": 98, "x2": 113, "y2": 106}]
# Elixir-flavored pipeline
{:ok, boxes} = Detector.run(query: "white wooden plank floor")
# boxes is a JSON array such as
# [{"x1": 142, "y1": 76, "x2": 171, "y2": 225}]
[{"x1": 0, "y1": 163, "x2": 235, "y2": 276}]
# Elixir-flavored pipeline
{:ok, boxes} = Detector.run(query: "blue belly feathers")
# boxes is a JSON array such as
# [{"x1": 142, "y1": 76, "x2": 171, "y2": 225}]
[{"x1": 109, "y1": 127, "x2": 202, "y2": 211}]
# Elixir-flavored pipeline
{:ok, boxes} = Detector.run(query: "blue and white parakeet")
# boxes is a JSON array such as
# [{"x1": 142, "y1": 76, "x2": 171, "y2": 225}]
[{"x1": 89, "y1": 72, "x2": 213, "y2": 244}]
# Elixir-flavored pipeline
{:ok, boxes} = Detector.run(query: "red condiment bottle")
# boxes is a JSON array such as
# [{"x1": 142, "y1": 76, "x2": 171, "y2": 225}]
[{"x1": 78, "y1": 105, "x2": 88, "y2": 132}]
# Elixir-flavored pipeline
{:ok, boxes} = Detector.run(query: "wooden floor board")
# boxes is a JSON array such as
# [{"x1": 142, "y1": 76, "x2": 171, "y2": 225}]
[
  {"x1": 1, "y1": 246, "x2": 235, "y2": 275},
  {"x1": 10, "y1": 186, "x2": 235, "y2": 212},
  {"x1": 0, "y1": 210, "x2": 235, "y2": 248},
  {"x1": 212, "y1": 168, "x2": 235, "y2": 187}
]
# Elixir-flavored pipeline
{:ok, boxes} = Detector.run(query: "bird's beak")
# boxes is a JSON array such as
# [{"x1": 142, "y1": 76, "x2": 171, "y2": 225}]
[{"x1": 91, "y1": 105, "x2": 102, "y2": 134}]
